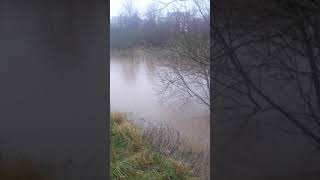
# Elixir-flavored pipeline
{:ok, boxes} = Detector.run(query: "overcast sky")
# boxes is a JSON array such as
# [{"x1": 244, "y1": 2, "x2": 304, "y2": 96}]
[
  {"x1": 110, "y1": 0, "x2": 153, "y2": 17},
  {"x1": 110, "y1": 0, "x2": 209, "y2": 18}
]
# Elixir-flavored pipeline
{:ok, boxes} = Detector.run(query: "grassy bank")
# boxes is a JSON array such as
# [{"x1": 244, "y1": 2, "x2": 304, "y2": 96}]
[{"x1": 111, "y1": 112, "x2": 200, "y2": 180}]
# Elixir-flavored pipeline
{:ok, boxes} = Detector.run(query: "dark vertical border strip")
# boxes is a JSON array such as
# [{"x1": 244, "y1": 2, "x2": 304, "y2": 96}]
[
  {"x1": 0, "y1": 1, "x2": 109, "y2": 179},
  {"x1": 105, "y1": 0, "x2": 110, "y2": 179},
  {"x1": 210, "y1": 0, "x2": 214, "y2": 179}
]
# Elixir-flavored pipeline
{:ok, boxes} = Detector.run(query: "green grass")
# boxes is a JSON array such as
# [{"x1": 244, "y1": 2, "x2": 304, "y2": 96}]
[{"x1": 111, "y1": 112, "x2": 199, "y2": 180}]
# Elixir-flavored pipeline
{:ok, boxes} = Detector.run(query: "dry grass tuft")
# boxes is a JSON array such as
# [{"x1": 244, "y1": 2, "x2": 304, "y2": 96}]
[{"x1": 111, "y1": 112, "x2": 199, "y2": 180}]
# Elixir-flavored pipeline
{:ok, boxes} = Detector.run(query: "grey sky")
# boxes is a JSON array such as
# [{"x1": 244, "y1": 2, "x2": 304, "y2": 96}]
[
  {"x1": 110, "y1": 0, "x2": 153, "y2": 17},
  {"x1": 110, "y1": 0, "x2": 210, "y2": 18}
]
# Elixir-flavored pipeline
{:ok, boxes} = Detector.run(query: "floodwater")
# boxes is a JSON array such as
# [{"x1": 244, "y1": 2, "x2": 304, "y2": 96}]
[{"x1": 110, "y1": 50, "x2": 210, "y2": 151}]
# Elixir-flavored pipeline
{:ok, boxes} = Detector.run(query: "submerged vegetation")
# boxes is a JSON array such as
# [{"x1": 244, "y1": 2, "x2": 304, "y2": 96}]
[{"x1": 111, "y1": 112, "x2": 207, "y2": 180}]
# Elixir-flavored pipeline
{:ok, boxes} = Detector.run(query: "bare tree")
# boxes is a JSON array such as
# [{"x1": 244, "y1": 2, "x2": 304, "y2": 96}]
[
  {"x1": 150, "y1": 0, "x2": 210, "y2": 108},
  {"x1": 120, "y1": 0, "x2": 137, "y2": 17},
  {"x1": 212, "y1": 0, "x2": 320, "y2": 145}
]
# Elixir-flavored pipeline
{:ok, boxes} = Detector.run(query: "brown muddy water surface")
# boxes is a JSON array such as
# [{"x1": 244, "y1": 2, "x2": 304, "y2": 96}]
[{"x1": 110, "y1": 49, "x2": 209, "y2": 151}]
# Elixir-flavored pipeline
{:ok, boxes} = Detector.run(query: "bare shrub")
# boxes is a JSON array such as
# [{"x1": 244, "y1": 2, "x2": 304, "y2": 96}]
[{"x1": 126, "y1": 113, "x2": 209, "y2": 179}]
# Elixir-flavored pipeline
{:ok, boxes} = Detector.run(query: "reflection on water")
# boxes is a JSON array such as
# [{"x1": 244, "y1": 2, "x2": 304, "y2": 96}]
[
  {"x1": 118, "y1": 54, "x2": 141, "y2": 83},
  {"x1": 110, "y1": 50, "x2": 209, "y2": 151}
]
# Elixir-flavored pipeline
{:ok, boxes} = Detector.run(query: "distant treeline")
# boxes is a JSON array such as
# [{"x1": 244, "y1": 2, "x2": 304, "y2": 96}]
[{"x1": 110, "y1": 10, "x2": 209, "y2": 49}]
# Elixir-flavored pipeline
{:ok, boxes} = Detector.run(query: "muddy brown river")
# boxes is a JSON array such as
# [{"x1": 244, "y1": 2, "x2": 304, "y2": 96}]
[{"x1": 110, "y1": 50, "x2": 210, "y2": 151}]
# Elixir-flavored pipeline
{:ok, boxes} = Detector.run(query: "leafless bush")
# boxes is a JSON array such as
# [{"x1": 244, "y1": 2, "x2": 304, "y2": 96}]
[
  {"x1": 139, "y1": 0, "x2": 211, "y2": 109},
  {"x1": 143, "y1": 49, "x2": 210, "y2": 109},
  {"x1": 126, "y1": 113, "x2": 209, "y2": 179}
]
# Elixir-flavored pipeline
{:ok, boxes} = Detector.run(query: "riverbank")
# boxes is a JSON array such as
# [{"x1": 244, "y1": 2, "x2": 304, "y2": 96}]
[{"x1": 111, "y1": 112, "x2": 203, "y2": 180}]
